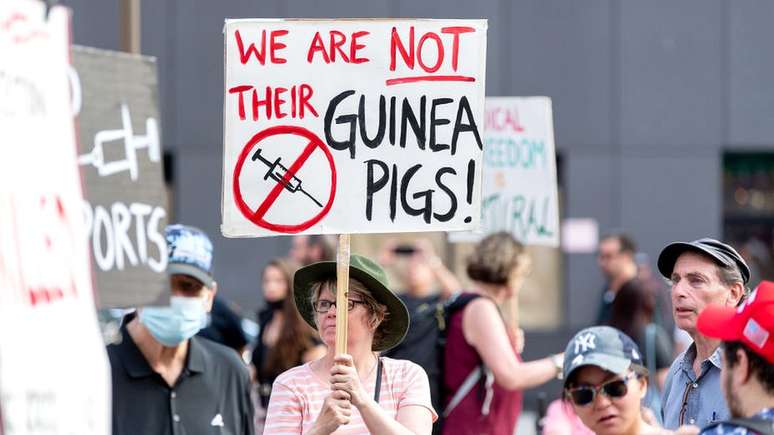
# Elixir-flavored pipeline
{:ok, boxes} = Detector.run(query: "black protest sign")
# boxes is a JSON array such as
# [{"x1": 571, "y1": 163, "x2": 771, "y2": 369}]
[{"x1": 73, "y1": 46, "x2": 168, "y2": 308}]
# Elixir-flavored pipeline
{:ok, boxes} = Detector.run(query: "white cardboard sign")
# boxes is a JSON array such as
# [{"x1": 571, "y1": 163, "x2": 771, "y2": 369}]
[
  {"x1": 450, "y1": 97, "x2": 560, "y2": 246},
  {"x1": 0, "y1": 2, "x2": 110, "y2": 434},
  {"x1": 222, "y1": 19, "x2": 487, "y2": 237}
]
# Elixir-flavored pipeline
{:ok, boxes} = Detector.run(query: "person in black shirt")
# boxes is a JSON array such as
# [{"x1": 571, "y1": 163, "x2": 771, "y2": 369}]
[
  {"x1": 198, "y1": 295, "x2": 249, "y2": 354},
  {"x1": 380, "y1": 238, "x2": 460, "y2": 418},
  {"x1": 107, "y1": 224, "x2": 254, "y2": 435},
  {"x1": 596, "y1": 232, "x2": 639, "y2": 325},
  {"x1": 250, "y1": 258, "x2": 324, "y2": 431}
]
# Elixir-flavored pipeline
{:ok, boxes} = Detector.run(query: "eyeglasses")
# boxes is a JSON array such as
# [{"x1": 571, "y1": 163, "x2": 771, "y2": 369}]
[
  {"x1": 313, "y1": 299, "x2": 366, "y2": 313},
  {"x1": 565, "y1": 372, "x2": 638, "y2": 406}
]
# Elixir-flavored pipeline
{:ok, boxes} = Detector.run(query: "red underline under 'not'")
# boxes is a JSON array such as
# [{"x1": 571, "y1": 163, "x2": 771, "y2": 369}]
[{"x1": 385, "y1": 75, "x2": 476, "y2": 86}]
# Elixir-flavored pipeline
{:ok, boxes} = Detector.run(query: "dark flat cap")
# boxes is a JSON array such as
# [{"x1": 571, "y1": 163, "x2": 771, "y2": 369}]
[{"x1": 657, "y1": 238, "x2": 750, "y2": 284}]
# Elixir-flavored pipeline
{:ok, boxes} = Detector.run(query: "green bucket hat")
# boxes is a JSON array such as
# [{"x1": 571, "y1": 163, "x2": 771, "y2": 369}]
[{"x1": 293, "y1": 254, "x2": 409, "y2": 352}]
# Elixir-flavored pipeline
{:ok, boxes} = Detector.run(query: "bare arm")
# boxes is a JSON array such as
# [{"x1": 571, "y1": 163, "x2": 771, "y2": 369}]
[
  {"x1": 463, "y1": 298, "x2": 559, "y2": 391},
  {"x1": 358, "y1": 400, "x2": 433, "y2": 435},
  {"x1": 331, "y1": 355, "x2": 432, "y2": 435},
  {"x1": 414, "y1": 239, "x2": 460, "y2": 299},
  {"x1": 428, "y1": 257, "x2": 461, "y2": 300}
]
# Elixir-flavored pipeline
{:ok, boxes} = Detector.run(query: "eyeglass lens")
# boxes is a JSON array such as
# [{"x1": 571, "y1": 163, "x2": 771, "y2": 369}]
[
  {"x1": 314, "y1": 299, "x2": 361, "y2": 312},
  {"x1": 570, "y1": 379, "x2": 629, "y2": 406}
]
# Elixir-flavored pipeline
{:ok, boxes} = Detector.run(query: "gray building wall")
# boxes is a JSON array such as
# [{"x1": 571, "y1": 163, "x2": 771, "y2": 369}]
[
  {"x1": 62, "y1": 0, "x2": 774, "y2": 416},
  {"x1": 64, "y1": 0, "x2": 774, "y2": 340}
]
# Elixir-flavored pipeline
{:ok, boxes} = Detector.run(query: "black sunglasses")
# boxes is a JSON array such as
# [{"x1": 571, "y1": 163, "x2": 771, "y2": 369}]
[{"x1": 565, "y1": 372, "x2": 637, "y2": 406}]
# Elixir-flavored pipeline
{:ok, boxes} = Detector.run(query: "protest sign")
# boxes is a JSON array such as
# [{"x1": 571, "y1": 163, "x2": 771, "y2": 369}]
[
  {"x1": 450, "y1": 97, "x2": 560, "y2": 246},
  {"x1": 222, "y1": 19, "x2": 487, "y2": 237},
  {"x1": 0, "y1": 2, "x2": 110, "y2": 434},
  {"x1": 73, "y1": 45, "x2": 169, "y2": 308}
]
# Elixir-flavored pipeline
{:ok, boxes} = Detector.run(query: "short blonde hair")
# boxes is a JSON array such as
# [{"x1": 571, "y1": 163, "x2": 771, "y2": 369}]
[{"x1": 467, "y1": 232, "x2": 526, "y2": 285}]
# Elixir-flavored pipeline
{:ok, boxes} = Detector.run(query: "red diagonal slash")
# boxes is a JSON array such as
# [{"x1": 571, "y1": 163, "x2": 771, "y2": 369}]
[
  {"x1": 232, "y1": 125, "x2": 337, "y2": 234},
  {"x1": 251, "y1": 140, "x2": 316, "y2": 221}
]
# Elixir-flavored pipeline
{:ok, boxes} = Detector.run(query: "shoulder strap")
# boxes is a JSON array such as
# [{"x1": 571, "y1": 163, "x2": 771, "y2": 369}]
[
  {"x1": 704, "y1": 417, "x2": 774, "y2": 435},
  {"x1": 374, "y1": 357, "x2": 383, "y2": 403},
  {"x1": 445, "y1": 292, "x2": 481, "y2": 314},
  {"x1": 442, "y1": 365, "x2": 495, "y2": 418},
  {"x1": 443, "y1": 366, "x2": 481, "y2": 417},
  {"x1": 441, "y1": 293, "x2": 496, "y2": 418},
  {"x1": 439, "y1": 293, "x2": 481, "y2": 332}
]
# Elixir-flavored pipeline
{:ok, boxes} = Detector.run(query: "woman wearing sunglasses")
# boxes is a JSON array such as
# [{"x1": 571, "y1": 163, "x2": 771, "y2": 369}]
[{"x1": 562, "y1": 326, "x2": 659, "y2": 435}]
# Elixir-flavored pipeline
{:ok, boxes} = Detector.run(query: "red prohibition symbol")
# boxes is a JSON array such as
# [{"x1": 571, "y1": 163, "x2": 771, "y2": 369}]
[{"x1": 232, "y1": 125, "x2": 337, "y2": 233}]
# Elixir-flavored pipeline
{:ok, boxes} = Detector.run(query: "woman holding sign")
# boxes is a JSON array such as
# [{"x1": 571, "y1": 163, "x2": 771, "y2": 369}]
[
  {"x1": 264, "y1": 254, "x2": 437, "y2": 434},
  {"x1": 442, "y1": 232, "x2": 564, "y2": 435}
]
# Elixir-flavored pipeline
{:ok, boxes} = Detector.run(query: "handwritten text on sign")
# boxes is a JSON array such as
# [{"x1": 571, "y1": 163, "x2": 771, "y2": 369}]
[
  {"x1": 450, "y1": 97, "x2": 560, "y2": 246},
  {"x1": 0, "y1": 3, "x2": 110, "y2": 434},
  {"x1": 222, "y1": 20, "x2": 487, "y2": 237},
  {"x1": 73, "y1": 46, "x2": 170, "y2": 308}
]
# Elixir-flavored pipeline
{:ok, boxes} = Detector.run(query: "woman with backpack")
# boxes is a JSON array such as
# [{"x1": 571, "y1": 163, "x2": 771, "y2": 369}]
[{"x1": 442, "y1": 232, "x2": 564, "y2": 435}]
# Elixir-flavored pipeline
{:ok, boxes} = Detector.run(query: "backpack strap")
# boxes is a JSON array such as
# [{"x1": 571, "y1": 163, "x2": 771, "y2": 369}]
[
  {"x1": 441, "y1": 293, "x2": 495, "y2": 419},
  {"x1": 443, "y1": 293, "x2": 482, "y2": 318},
  {"x1": 442, "y1": 365, "x2": 495, "y2": 418},
  {"x1": 703, "y1": 417, "x2": 774, "y2": 435},
  {"x1": 443, "y1": 366, "x2": 481, "y2": 417},
  {"x1": 374, "y1": 357, "x2": 383, "y2": 403}
]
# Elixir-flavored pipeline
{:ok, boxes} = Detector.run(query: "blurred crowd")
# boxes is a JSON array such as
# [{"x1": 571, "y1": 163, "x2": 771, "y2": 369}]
[{"x1": 102, "y1": 227, "x2": 774, "y2": 435}]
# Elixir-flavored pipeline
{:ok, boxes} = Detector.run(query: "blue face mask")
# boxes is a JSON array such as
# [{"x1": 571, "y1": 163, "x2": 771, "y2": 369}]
[{"x1": 139, "y1": 296, "x2": 209, "y2": 346}]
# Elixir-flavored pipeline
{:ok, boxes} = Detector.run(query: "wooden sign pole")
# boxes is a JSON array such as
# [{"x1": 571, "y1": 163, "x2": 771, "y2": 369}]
[{"x1": 335, "y1": 234, "x2": 351, "y2": 354}]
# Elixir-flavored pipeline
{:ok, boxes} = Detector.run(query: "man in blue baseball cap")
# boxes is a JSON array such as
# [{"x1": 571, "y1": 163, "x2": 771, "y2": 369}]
[
  {"x1": 106, "y1": 224, "x2": 254, "y2": 435},
  {"x1": 657, "y1": 238, "x2": 749, "y2": 430}
]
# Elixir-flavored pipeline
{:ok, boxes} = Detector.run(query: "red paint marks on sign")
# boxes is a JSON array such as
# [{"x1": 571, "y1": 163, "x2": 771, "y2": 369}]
[
  {"x1": 389, "y1": 26, "x2": 475, "y2": 72},
  {"x1": 416, "y1": 31, "x2": 444, "y2": 73},
  {"x1": 390, "y1": 26, "x2": 415, "y2": 71},
  {"x1": 234, "y1": 29, "x2": 289, "y2": 65},
  {"x1": 2, "y1": 10, "x2": 48, "y2": 45},
  {"x1": 13, "y1": 30, "x2": 48, "y2": 44},
  {"x1": 5, "y1": 195, "x2": 80, "y2": 307},
  {"x1": 441, "y1": 26, "x2": 475, "y2": 71},
  {"x1": 228, "y1": 84, "x2": 319, "y2": 121},
  {"x1": 485, "y1": 107, "x2": 525, "y2": 133},
  {"x1": 388, "y1": 26, "x2": 477, "y2": 86},
  {"x1": 1, "y1": 11, "x2": 27, "y2": 30},
  {"x1": 385, "y1": 75, "x2": 475, "y2": 86},
  {"x1": 306, "y1": 30, "x2": 370, "y2": 64},
  {"x1": 232, "y1": 125, "x2": 336, "y2": 233}
]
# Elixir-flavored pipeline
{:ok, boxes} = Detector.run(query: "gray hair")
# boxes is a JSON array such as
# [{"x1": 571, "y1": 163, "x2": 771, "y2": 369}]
[{"x1": 716, "y1": 263, "x2": 749, "y2": 305}]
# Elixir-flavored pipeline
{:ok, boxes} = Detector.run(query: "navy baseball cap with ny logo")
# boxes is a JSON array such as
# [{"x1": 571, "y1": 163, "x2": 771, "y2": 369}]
[
  {"x1": 165, "y1": 224, "x2": 214, "y2": 288},
  {"x1": 562, "y1": 326, "x2": 645, "y2": 385}
]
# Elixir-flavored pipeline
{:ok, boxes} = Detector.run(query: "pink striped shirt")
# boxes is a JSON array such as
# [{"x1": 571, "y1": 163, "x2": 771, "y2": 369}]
[{"x1": 264, "y1": 357, "x2": 437, "y2": 434}]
